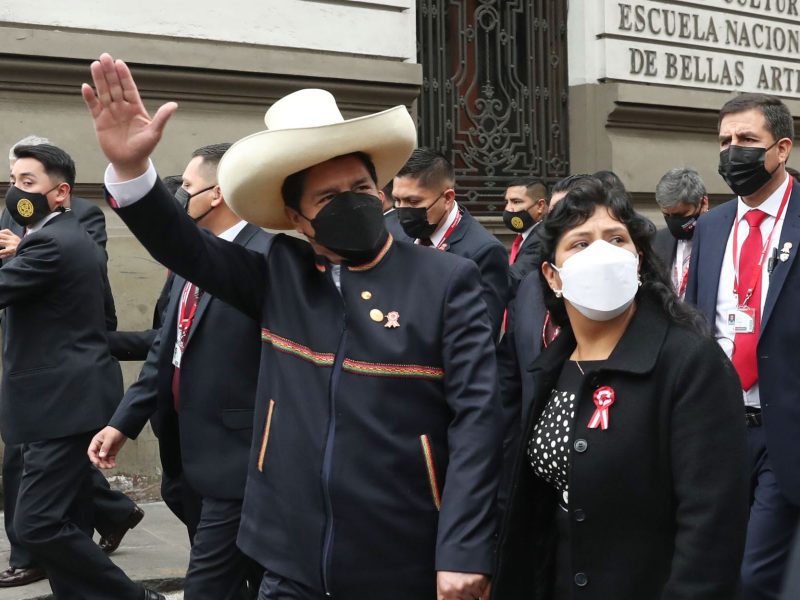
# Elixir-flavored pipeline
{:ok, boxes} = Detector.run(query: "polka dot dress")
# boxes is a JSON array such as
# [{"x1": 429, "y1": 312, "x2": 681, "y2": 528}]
[{"x1": 528, "y1": 387, "x2": 576, "y2": 506}]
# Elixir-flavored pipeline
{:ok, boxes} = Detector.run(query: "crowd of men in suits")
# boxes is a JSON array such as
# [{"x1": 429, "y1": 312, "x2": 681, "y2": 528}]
[{"x1": 0, "y1": 50, "x2": 797, "y2": 599}]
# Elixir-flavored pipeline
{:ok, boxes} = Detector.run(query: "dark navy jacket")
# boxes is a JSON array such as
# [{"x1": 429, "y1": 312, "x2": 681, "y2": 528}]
[
  {"x1": 109, "y1": 223, "x2": 272, "y2": 500},
  {"x1": 0, "y1": 211, "x2": 122, "y2": 443},
  {"x1": 111, "y1": 181, "x2": 502, "y2": 597},
  {"x1": 496, "y1": 269, "x2": 548, "y2": 511},
  {"x1": 685, "y1": 180, "x2": 800, "y2": 505}
]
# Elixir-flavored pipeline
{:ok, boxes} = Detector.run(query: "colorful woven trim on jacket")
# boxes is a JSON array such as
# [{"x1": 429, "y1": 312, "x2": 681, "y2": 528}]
[
  {"x1": 347, "y1": 235, "x2": 393, "y2": 272},
  {"x1": 261, "y1": 328, "x2": 444, "y2": 380},
  {"x1": 342, "y1": 359, "x2": 444, "y2": 380},
  {"x1": 257, "y1": 399, "x2": 275, "y2": 472},
  {"x1": 420, "y1": 434, "x2": 442, "y2": 510},
  {"x1": 261, "y1": 329, "x2": 335, "y2": 366}
]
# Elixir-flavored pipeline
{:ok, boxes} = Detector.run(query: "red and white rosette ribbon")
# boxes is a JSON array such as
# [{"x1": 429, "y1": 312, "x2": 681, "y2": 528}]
[{"x1": 587, "y1": 386, "x2": 616, "y2": 430}]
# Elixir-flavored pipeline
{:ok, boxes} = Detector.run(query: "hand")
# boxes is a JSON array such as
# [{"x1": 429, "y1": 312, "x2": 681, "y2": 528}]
[
  {"x1": 437, "y1": 572, "x2": 491, "y2": 600},
  {"x1": 0, "y1": 230, "x2": 21, "y2": 259},
  {"x1": 88, "y1": 426, "x2": 129, "y2": 469},
  {"x1": 81, "y1": 53, "x2": 178, "y2": 180}
]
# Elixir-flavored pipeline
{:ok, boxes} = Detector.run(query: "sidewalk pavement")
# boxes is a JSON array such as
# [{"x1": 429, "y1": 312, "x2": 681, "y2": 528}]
[{"x1": 0, "y1": 502, "x2": 189, "y2": 600}]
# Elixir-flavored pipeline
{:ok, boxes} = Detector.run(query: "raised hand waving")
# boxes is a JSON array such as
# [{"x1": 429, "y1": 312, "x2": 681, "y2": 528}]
[{"x1": 81, "y1": 53, "x2": 177, "y2": 180}]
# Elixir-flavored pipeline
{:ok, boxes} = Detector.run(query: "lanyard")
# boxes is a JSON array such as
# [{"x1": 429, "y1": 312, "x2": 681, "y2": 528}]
[
  {"x1": 177, "y1": 283, "x2": 200, "y2": 351},
  {"x1": 672, "y1": 243, "x2": 690, "y2": 298},
  {"x1": 732, "y1": 177, "x2": 793, "y2": 306},
  {"x1": 434, "y1": 209, "x2": 463, "y2": 250}
]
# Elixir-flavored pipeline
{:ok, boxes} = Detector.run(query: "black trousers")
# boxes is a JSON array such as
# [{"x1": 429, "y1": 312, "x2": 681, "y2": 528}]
[
  {"x1": 3, "y1": 441, "x2": 137, "y2": 569},
  {"x1": 183, "y1": 497, "x2": 262, "y2": 600},
  {"x1": 741, "y1": 426, "x2": 800, "y2": 600},
  {"x1": 14, "y1": 433, "x2": 143, "y2": 599},
  {"x1": 160, "y1": 470, "x2": 202, "y2": 543}
]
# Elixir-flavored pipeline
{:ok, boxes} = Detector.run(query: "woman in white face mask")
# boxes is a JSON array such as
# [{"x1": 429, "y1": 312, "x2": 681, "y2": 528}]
[{"x1": 492, "y1": 178, "x2": 749, "y2": 600}]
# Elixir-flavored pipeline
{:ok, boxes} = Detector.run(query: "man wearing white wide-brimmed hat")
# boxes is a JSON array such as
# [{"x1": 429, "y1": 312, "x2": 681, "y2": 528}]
[{"x1": 83, "y1": 54, "x2": 501, "y2": 600}]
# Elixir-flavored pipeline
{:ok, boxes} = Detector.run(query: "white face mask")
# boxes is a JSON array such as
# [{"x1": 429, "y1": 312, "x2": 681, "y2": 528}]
[{"x1": 551, "y1": 239, "x2": 639, "y2": 321}]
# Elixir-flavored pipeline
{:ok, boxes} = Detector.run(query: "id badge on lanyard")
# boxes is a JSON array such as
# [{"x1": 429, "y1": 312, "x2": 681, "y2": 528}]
[{"x1": 727, "y1": 305, "x2": 756, "y2": 335}]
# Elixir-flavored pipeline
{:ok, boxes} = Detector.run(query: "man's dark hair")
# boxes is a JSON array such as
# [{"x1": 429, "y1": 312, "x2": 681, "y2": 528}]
[
  {"x1": 191, "y1": 143, "x2": 232, "y2": 171},
  {"x1": 507, "y1": 177, "x2": 548, "y2": 202},
  {"x1": 718, "y1": 93, "x2": 795, "y2": 142},
  {"x1": 162, "y1": 175, "x2": 183, "y2": 196},
  {"x1": 12, "y1": 144, "x2": 76, "y2": 190},
  {"x1": 396, "y1": 147, "x2": 454, "y2": 189},
  {"x1": 281, "y1": 151, "x2": 379, "y2": 211},
  {"x1": 551, "y1": 173, "x2": 595, "y2": 196}
]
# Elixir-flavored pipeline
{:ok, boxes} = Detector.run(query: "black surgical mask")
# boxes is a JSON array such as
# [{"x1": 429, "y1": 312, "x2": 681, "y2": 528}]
[
  {"x1": 663, "y1": 211, "x2": 701, "y2": 240},
  {"x1": 718, "y1": 141, "x2": 780, "y2": 197},
  {"x1": 178, "y1": 185, "x2": 216, "y2": 223},
  {"x1": 396, "y1": 192, "x2": 446, "y2": 240},
  {"x1": 4, "y1": 185, "x2": 59, "y2": 227},
  {"x1": 303, "y1": 191, "x2": 388, "y2": 265},
  {"x1": 502, "y1": 209, "x2": 535, "y2": 233}
]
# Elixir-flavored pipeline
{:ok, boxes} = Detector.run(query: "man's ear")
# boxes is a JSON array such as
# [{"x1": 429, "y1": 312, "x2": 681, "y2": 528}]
[
  {"x1": 700, "y1": 196, "x2": 709, "y2": 214},
  {"x1": 533, "y1": 197, "x2": 547, "y2": 220},
  {"x1": 778, "y1": 137, "x2": 793, "y2": 164},
  {"x1": 211, "y1": 185, "x2": 224, "y2": 208},
  {"x1": 285, "y1": 205, "x2": 304, "y2": 234},
  {"x1": 54, "y1": 182, "x2": 71, "y2": 205}
]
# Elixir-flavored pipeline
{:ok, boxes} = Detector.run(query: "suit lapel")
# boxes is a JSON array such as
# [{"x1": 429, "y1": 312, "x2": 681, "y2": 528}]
[
  {"x1": 762, "y1": 185, "x2": 800, "y2": 333},
  {"x1": 698, "y1": 201, "x2": 737, "y2": 320},
  {"x1": 443, "y1": 207, "x2": 469, "y2": 252}
]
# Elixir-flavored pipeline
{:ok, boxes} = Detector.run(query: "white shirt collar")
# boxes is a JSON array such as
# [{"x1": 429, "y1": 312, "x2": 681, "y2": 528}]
[
  {"x1": 736, "y1": 173, "x2": 790, "y2": 221},
  {"x1": 218, "y1": 220, "x2": 247, "y2": 241},
  {"x1": 26, "y1": 209, "x2": 65, "y2": 235},
  {"x1": 428, "y1": 201, "x2": 460, "y2": 247}
]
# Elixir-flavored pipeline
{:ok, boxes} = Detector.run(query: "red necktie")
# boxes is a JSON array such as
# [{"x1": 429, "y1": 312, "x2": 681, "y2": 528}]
[
  {"x1": 509, "y1": 234, "x2": 523, "y2": 265},
  {"x1": 732, "y1": 209, "x2": 768, "y2": 391},
  {"x1": 171, "y1": 282, "x2": 201, "y2": 411}
]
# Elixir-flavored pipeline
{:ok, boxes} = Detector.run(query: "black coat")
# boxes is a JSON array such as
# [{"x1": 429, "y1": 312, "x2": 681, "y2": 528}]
[
  {"x1": 652, "y1": 227, "x2": 678, "y2": 274},
  {"x1": 493, "y1": 296, "x2": 749, "y2": 600},
  {"x1": 0, "y1": 211, "x2": 123, "y2": 443},
  {"x1": 686, "y1": 183, "x2": 800, "y2": 504},
  {"x1": 109, "y1": 224, "x2": 271, "y2": 499},
  {"x1": 110, "y1": 180, "x2": 502, "y2": 597}
]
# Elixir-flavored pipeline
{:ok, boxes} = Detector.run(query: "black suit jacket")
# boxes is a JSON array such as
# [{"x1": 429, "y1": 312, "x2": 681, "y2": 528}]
[
  {"x1": 685, "y1": 181, "x2": 800, "y2": 504},
  {"x1": 494, "y1": 296, "x2": 749, "y2": 600},
  {"x1": 0, "y1": 211, "x2": 123, "y2": 443},
  {"x1": 508, "y1": 224, "x2": 544, "y2": 296},
  {"x1": 109, "y1": 224, "x2": 272, "y2": 499},
  {"x1": 110, "y1": 180, "x2": 501, "y2": 595},
  {"x1": 0, "y1": 196, "x2": 117, "y2": 330},
  {"x1": 442, "y1": 209, "x2": 509, "y2": 339}
]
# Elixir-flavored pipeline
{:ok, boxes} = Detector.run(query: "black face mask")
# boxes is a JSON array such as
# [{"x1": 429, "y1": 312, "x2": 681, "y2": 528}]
[
  {"x1": 178, "y1": 185, "x2": 216, "y2": 223},
  {"x1": 718, "y1": 141, "x2": 780, "y2": 197},
  {"x1": 396, "y1": 191, "x2": 446, "y2": 240},
  {"x1": 4, "y1": 185, "x2": 59, "y2": 227},
  {"x1": 663, "y1": 211, "x2": 701, "y2": 240},
  {"x1": 303, "y1": 191, "x2": 388, "y2": 265},
  {"x1": 502, "y1": 209, "x2": 535, "y2": 233}
]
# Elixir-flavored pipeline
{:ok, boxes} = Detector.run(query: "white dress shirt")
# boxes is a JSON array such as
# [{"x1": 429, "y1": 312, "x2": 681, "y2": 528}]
[
  {"x1": 672, "y1": 239, "x2": 691, "y2": 299},
  {"x1": 715, "y1": 174, "x2": 790, "y2": 408}
]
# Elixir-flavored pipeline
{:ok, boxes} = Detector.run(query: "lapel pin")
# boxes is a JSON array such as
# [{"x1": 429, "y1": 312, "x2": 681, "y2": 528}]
[
  {"x1": 369, "y1": 309, "x2": 384, "y2": 322},
  {"x1": 385, "y1": 311, "x2": 400, "y2": 328},
  {"x1": 361, "y1": 291, "x2": 372, "y2": 300},
  {"x1": 588, "y1": 386, "x2": 616, "y2": 431}
]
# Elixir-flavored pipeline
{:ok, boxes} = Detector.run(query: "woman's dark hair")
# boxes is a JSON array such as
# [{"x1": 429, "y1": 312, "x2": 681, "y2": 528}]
[{"x1": 538, "y1": 176, "x2": 708, "y2": 334}]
